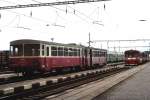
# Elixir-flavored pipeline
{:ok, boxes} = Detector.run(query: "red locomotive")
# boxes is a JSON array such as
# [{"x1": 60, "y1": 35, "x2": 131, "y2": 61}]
[
  {"x1": 9, "y1": 39, "x2": 107, "y2": 74},
  {"x1": 124, "y1": 50, "x2": 149, "y2": 66}
]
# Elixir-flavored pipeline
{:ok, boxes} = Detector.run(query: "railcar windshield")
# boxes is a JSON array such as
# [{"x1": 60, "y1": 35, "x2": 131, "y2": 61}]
[
  {"x1": 10, "y1": 45, "x2": 23, "y2": 56},
  {"x1": 24, "y1": 44, "x2": 40, "y2": 56},
  {"x1": 10, "y1": 44, "x2": 40, "y2": 56}
]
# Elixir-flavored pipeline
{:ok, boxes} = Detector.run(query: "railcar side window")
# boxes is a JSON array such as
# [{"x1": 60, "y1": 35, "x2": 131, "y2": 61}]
[
  {"x1": 64, "y1": 48, "x2": 68, "y2": 56},
  {"x1": 74, "y1": 49, "x2": 77, "y2": 56},
  {"x1": 42, "y1": 45, "x2": 45, "y2": 56},
  {"x1": 58, "y1": 47, "x2": 63, "y2": 56},
  {"x1": 51, "y1": 46, "x2": 57, "y2": 56},
  {"x1": 69, "y1": 48, "x2": 73, "y2": 56},
  {"x1": 78, "y1": 49, "x2": 80, "y2": 56},
  {"x1": 46, "y1": 47, "x2": 49, "y2": 56}
]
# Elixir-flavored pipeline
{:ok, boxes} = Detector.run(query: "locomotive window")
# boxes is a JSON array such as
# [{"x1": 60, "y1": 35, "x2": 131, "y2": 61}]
[
  {"x1": 58, "y1": 47, "x2": 63, "y2": 56},
  {"x1": 24, "y1": 44, "x2": 40, "y2": 56},
  {"x1": 51, "y1": 46, "x2": 57, "y2": 56},
  {"x1": 64, "y1": 48, "x2": 68, "y2": 56}
]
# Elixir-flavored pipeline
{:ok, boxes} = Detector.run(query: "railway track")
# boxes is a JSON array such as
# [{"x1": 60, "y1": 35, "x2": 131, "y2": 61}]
[
  {"x1": 0, "y1": 62, "x2": 124, "y2": 85},
  {"x1": 0, "y1": 65, "x2": 129, "y2": 100}
]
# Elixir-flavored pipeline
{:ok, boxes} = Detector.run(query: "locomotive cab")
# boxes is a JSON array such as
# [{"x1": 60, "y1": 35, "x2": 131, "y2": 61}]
[{"x1": 125, "y1": 50, "x2": 142, "y2": 66}]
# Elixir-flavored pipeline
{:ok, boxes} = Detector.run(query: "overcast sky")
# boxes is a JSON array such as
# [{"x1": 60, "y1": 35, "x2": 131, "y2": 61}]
[{"x1": 0, "y1": 0, "x2": 150, "y2": 51}]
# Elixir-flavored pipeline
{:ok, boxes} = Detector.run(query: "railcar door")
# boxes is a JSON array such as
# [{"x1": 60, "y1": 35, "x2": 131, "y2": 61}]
[
  {"x1": 81, "y1": 48, "x2": 85, "y2": 67},
  {"x1": 89, "y1": 48, "x2": 92, "y2": 67},
  {"x1": 81, "y1": 48, "x2": 88, "y2": 67},
  {"x1": 45, "y1": 46, "x2": 50, "y2": 69},
  {"x1": 41, "y1": 44, "x2": 47, "y2": 70}
]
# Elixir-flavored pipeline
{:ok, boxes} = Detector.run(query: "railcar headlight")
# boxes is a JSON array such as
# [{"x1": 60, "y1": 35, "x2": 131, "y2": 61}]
[
  {"x1": 127, "y1": 58, "x2": 136, "y2": 60},
  {"x1": 42, "y1": 65, "x2": 45, "y2": 68}
]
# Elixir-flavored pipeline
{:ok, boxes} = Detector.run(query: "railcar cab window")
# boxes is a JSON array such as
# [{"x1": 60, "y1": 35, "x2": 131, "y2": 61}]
[
  {"x1": 125, "y1": 51, "x2": 140, "y2": 57},
  {"x1": 24, "y1": 44, "x2": 40, "y2": 56},
  {"x1": 10, "y1": 44, "x2": 40, "y2": 56},
  {"x1": 10, "y1": 45, "x2": 23, "y2": 56}
]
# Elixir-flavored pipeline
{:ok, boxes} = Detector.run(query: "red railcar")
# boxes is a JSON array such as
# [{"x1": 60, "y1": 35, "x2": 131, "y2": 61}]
[
  {"x1": 125, "y1": 50, "x2": 143, "y2": 66},
  {"x1": 9, "y1": 39, "x2": 107, "y2": 74}
]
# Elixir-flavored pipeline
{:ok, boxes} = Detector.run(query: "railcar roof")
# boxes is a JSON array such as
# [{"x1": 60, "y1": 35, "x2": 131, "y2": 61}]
[
  {"x1": 124, "y1": 49, "x2": 140, "y2": 53},
  {"x1": 10, "y1": 39, "x2": 83, "y2": 48},
  {"x1": 10, "y1": 39, "x2": 107, "y2": 51}
]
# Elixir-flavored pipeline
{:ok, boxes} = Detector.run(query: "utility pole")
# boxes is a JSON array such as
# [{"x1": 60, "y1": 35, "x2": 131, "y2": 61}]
[
  {"x1": 88, "y1": 32, "x2": 92, "y2": 67},
  {"x1": 88, "y1": 32, "x2": 91, "y2": 47},
  {"x1": 107, "y1": 41, "x2": 109, "y2": 51}
]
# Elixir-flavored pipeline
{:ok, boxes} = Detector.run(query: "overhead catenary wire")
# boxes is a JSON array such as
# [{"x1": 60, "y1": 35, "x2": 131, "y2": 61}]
[
  {"x1": 0, "y1": 0, "x2": 109, "y2": 26},
  {"x1": 0, "y1": 0, "x2": 17, "y2": 5},
  {"x1": 30, "y1": 0, "x2": 67, "y2": 28},
  {"x1": 30, "y1": 0, "x2": 90, "y2": 27},
  {"x1": 0, "y1": 0, "x2": 66, "y2": 28},
  {"x1": 57, "y1": 0, "x2": 105, "y2": 25},
  {"x1": 0, "y1": 0, "x2": 107, "y2": 29},
  {"x1": 0, "y1": 0, "x2": 110, "y2": 10},
  {"x1": 0, "y1": 15, "x2": 18, "y2": 27}
]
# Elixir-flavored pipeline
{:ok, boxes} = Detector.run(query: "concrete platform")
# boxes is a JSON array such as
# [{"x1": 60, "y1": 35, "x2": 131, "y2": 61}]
[
  {"x1": 0, "y1": 73, "x2": 17, "y2": 79},
  {"x1": 45, "y1": 63, "x2": 150, "y2": 100},
  {"x1": 93, "y1": 62, "x2": 150, "y2": 100}
]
